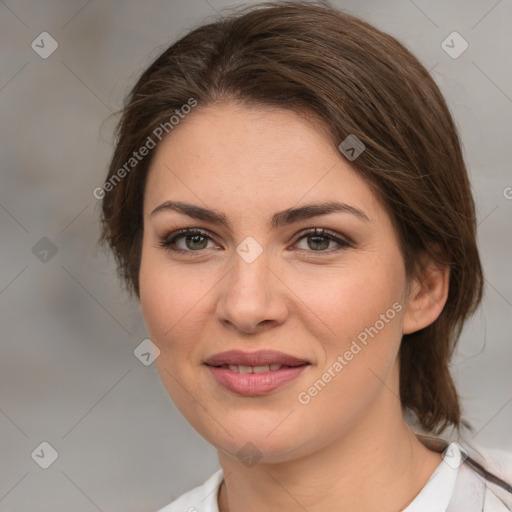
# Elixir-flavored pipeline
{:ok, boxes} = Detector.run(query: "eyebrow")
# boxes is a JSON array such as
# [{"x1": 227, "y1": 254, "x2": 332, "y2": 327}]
[{"x1": 150, "y1": 200, "x2": 370, "y2": 229}]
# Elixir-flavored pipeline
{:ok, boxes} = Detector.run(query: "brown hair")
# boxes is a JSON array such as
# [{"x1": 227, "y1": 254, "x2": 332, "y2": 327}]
[{"x1": 99, "y1": 1, "x2": 482, "y2": 436}]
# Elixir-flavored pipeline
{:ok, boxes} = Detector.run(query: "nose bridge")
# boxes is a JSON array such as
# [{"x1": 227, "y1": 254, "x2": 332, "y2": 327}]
[
  {"x1": 229, "y1": 237, "x2": 272, "y2": 300},
  {"x1": 217, "y1": 237, "x2": 286, "y2": 332}
]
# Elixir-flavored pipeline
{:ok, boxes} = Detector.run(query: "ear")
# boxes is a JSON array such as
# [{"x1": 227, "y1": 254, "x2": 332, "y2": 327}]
[{"x1": 402, "y1": 256, "x2": 450, "y2": 335}]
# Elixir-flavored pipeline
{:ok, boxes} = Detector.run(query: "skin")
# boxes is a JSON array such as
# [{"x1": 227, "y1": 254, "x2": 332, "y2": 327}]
[{"x1": 139, "y1": 102, "x2": 450, "y2": 512}]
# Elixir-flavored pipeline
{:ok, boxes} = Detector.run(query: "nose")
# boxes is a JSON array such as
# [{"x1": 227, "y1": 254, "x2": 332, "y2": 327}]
[{"x1": 215, "y1": 248, "x2": 288, "y2": 335}]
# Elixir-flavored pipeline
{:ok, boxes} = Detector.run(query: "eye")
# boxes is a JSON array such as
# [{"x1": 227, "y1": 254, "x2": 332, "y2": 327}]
[
  {"x1": 293, "y1": 228, "x2": 351, "y2": 253},
  {"x1": 159, "y1": 228, "x2": 218, "y2": 253},
  {"x1": 159, "y1": 227, "x2": 351, "y2": 255}
]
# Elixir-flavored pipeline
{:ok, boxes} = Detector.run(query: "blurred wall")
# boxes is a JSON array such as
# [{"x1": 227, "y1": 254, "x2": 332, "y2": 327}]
[{"x1": 1, "y1": 0, "x2": 511, "y2": 510}]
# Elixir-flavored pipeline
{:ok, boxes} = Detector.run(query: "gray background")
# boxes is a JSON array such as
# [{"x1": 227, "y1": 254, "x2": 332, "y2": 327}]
[{"x1": 1, "y1": 0, "x2": 511, "y2": 510}]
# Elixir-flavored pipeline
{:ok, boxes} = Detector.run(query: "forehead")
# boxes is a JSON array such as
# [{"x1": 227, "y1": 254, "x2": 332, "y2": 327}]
[{"x1": 144, "y1": 102, "x2": 382, "y2": 222}]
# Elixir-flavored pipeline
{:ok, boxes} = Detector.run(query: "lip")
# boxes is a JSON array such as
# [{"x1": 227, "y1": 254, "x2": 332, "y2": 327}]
[
  {"x1": 204, "y1": 350, "x2": 310, "y2": 396},
  {"x1": 206, "y1": 365, "x2": 309, "y2": 396},
  {"x1": 204, "y1": 349, "x2": 309, "y2": 367}
]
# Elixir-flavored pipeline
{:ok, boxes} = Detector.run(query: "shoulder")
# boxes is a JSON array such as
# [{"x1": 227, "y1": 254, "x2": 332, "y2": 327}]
[
  {"x1": 415, "y1": 433, "x2": 512, "y2": 511},
  {"x1": 448, "y1": 462, "x2": 512, "y2": 511},
  {"x1": 155, "y1": 469, "x2": 224, "y2": 512}
]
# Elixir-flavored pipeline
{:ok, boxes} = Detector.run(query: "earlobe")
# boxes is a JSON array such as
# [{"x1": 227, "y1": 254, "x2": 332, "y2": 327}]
[{"x1": 402, "y1": 260, "x2": 450, "y2": 335}]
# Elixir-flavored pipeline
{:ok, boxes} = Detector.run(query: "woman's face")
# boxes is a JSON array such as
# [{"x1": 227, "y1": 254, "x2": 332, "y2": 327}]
[{"x1": 139, "y1": 102, "x2": 412, "y2": 462}]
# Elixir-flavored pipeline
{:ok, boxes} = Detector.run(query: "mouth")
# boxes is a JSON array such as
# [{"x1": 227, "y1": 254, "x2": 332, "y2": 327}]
[
  {"x1": 204, "y1": 349, "x2": 309, "y2": 368},
  {"x1": 212, "y1": 363, "x2": 305, "y2": 373},
  {"x1": 204, "y1": 350, "x2": 310, "y2": 396}
]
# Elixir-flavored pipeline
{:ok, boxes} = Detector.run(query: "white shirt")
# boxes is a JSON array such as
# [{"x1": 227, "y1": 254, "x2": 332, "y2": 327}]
[{"x1": 157, "y1": 437, "x2": 512, "y2": 511}]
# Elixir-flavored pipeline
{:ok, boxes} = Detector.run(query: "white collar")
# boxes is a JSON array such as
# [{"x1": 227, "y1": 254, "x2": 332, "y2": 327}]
[
  {"x1": 158, "y1": 438, "x2": 489, "y2": 512},
  {"x1": 187, "y1": 441, "x2": 467, "y2": 512},
  {"x1": 402, "y1": 441, "x2": 465, "y2": 511}
]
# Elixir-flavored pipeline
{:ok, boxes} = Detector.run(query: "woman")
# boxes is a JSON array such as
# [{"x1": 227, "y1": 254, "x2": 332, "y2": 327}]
[{"x1": 98, "y1": 1, "x2": 512, "y2": 510}]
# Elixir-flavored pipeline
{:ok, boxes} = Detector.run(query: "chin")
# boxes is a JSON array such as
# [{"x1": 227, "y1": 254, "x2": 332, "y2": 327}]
[
  {"x1": 193, "y1": 414, "x2": 314, "y2": 465},
  {"x1": 215, "y1": 437, "x2": 306, "y2": 466}
]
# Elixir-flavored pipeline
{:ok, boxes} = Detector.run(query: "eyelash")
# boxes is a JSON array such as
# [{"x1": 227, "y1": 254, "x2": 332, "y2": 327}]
[{"x1": 158, "y1": 227, "x2": 351, "y2": 255}]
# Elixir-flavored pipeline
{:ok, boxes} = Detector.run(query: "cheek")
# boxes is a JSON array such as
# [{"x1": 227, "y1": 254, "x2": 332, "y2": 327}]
[
  {"x1": 299, "y1": 255, "x2": 406, "y2": 348},
  {"x1": 139, "y1": 251, "x2": 209, "y2": 422},
  {"x1": 138, "y1": 245, "x2": 216, "y2": 383},
  {"x1": 294, "y1": 255, "x2": 406, "y2": 403},
  {"x1": 139, "y1": 248, "x2": 189, "y2": 365},
  {"x1": 139, "y1": 240, "x2": 204, "y2": 335}
]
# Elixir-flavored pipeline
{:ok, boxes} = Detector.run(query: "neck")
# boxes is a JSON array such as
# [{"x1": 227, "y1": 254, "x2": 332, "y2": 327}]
[{"x1": 216, "y1": 367, "x2": 442, "y2": 512}]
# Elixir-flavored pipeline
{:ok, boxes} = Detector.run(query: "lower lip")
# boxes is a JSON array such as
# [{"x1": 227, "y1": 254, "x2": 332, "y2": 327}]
[{"x1": 205, "y1": 365, "x2": 309, "y2": 396}]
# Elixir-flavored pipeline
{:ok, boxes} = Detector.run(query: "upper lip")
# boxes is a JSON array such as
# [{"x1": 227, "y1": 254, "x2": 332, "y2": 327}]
[{"x1": 204, "y1": 350, "x2": 309, "y2": 367}]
